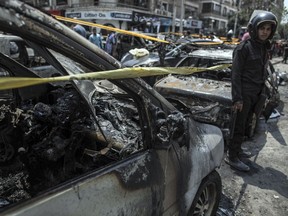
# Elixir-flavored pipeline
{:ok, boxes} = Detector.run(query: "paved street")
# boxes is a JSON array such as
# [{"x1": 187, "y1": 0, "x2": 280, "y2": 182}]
[{"x1": 217, "y1": 56, "x2": 288, "y2": 216}]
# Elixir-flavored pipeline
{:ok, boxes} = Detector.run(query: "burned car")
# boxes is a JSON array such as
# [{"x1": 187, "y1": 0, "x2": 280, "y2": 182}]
[
  {"x1": 120, "y1": 43, "x2": 192, "y2": 68},
  {"x1": 121, "y1": 42, "x2": 229, "y2": 68},
  {"x1": 0, "y1": 34, "x2": 48, "y2": 68},
  {"x1": 121, "y1": 43, "x2": 234, "y2": 86},
  {"x1": 0, "y1": 1, "x2": 224, "y2": 215},
  {"x1": 155, "y1": 49, "x2": 280, "y2": 143},
  {"x1": 176, "y1": 48, "x2": 234, "y2": 81},
  {"x1": 176, "y1": 48, "x2": 280, "y2": 83}
]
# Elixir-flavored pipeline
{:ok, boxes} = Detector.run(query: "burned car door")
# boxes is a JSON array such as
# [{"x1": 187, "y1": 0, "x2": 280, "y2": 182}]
[
  {"x1": 0, "y1": 47, "x2": 223, "y2": 216},
  {"x1": 0, "y1": 48, "x2": 177, "y2": 215}
]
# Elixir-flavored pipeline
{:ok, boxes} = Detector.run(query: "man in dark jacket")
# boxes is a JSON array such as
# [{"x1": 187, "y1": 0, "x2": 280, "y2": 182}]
[{"x1": 225, "y1": 11, "x2": 278, "y2": 172}]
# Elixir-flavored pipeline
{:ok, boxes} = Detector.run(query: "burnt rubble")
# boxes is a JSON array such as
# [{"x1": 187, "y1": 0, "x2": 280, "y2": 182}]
[{"x1": 0, "y1": 85, "x2": 142, "y2": 208}]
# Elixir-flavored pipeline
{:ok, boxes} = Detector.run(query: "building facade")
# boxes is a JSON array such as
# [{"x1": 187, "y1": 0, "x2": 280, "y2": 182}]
[
  {"x1": 198, "y1": 0, "x2": 237, "y2": 34},
  {"x1": 26, "y1": 0, "x2": 284, "y2": 35}
]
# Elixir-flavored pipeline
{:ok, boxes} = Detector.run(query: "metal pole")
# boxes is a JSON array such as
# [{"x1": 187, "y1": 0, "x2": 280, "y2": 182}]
[
  {"x1": 233, "y1": 13, "x2": 238, "y2": 38},
  {"x1": 233, "y1": 0, "x2": 241, "y2": 38},
  {"x1": 180, "y1": 0, "x2": 184, "y2": 33},
  {"x1": 172, "y1": 0, "x2": 176, "y2": 33}
]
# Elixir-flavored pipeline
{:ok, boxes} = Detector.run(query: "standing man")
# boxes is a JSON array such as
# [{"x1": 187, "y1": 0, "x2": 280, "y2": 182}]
[
  {"x1": 227, "y1": 29, "x2": 233, "y2": 42},
  {"x1": 225, "y1": 11, "x2": 278, "y2": 172},
  {"x1": 71, "y1": 17, "x2": 86, "y2": 38},
  {"x1": 73, "y1": 24, "x2": 86, "y2": 38},
  {"x1": 71, "y1": 18, "x2": 87, "y2": 38},
  {"x1": 89, "y1": 28, "x2": 103, "y2": 49},
  {"x1": 105, "y1": 31, "x2": 117, "y2": 57},
  {"x1": 282, "y1": 43, "x2": 288, "y2": 63}
]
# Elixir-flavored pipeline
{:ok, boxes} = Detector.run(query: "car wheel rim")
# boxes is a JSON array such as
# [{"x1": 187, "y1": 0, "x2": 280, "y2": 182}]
[{"x1": 192, "y1": 182, "x2": 217, "y2": 216}]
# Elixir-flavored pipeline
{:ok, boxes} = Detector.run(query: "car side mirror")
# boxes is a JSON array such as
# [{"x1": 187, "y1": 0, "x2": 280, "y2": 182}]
[
  {"x1": 153, "y1": 108, "x2": 189, "y2": 149},
  {"x1": 166, "y1": 111, "x2": 189, "y2": 149}
]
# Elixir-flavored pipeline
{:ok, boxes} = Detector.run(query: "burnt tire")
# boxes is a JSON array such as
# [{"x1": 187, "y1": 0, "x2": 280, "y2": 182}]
[{"x1": 188, "y1": 170, "x2": 222, "y2": 216}]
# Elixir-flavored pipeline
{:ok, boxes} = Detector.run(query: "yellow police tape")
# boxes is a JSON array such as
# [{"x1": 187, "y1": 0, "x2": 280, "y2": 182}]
[
  {"x1": 54, "y1": 16, "x2": 232, "y2": 46},
  {"x1": 0, "y1": 64, "x2": 231, "y2": 91},
  {"x1": 54, "y1": 15, "x2": 169, "y2": 44}
]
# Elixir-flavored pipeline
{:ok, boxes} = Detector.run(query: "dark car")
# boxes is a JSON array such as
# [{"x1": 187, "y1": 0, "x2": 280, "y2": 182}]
[
  {"x1": 0, "y1": 34, "x2": 48, "y2": 67},
  {"x1": 0, "y1": 1, "x2": 224, "y2": 215}
]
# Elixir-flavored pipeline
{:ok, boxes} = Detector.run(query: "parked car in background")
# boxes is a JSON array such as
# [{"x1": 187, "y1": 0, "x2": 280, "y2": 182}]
[
  {"x1": 0, "y1": 1, "x2": 224, "y2": 215},
  {"x1": 115, "y1": 32, "x2": 157, "y2": 60},
  {"x1": 0, "y1": 34, "x2": 46, "y2": 67},
  {"x1": 176, "y1": 48, "x2": 234, "y2": 81},
  {"x1": 120, "y1": 41, "x2": 230, "y2": 86},
  {"x1": 121, "y1": 41, "x2": 230, "y2": 69}
]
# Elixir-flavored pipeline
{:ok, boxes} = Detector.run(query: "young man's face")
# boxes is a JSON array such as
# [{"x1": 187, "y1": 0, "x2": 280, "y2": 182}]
[{"x1": 257, "y1": 23, "x2": 272, "y2": 41}]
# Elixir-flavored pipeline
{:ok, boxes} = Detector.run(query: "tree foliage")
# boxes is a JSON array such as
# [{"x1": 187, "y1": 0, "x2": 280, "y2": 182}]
[{"x1": 227, "y1": 0, "x2": 287, "y2": 38}]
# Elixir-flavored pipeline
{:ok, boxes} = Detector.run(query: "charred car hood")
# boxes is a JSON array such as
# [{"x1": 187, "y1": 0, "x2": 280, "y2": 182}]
[
  {"x1": 154, "y1": 75, "x2": 232, "y2": 139},
  {"x1": 154, "y1": 75, "x2": 232, "y2": 106}
]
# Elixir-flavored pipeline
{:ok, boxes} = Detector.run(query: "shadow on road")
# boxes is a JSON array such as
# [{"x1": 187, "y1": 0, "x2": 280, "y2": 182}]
[
  {"x1": 268, "y1": 124, "x2": 287, "y2": 146},
  {"x1": 265, "y1": 100, "x2": 287, "y2": 146},
  {"x1": 219, "y1": 123, "x2": 288, "y2": 215},
  {"x1": 220, "y1": 161, "x2": 288, "y2": 215}
]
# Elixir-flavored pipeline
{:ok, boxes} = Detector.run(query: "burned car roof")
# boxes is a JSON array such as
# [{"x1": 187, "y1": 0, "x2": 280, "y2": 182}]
[
  {"x1": 0, "y1": 1, "x2": 224, "y2": 215},
  {"x1": 188, "y1": 48, "x2": 233, "y2": 60}
]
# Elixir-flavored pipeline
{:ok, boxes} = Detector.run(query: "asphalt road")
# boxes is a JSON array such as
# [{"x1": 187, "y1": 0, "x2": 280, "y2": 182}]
[{"x1": 217, "y1": 56, "x2": 288, "y2": 216}]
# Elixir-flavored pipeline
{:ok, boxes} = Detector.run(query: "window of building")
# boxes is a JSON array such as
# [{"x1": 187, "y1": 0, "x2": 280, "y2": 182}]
[
  {"x1": 202, "y1": 3, "x2": 213, "y2": 13},
  {"x1": 56, "y1": 0, "x2": 68, "y2": 5},
  {"x1": 214, "y1": 4, "x2": 221, "y2": 14},
  {"x1": 223, "y1": 7, "x2": 227, "y2": 16}
]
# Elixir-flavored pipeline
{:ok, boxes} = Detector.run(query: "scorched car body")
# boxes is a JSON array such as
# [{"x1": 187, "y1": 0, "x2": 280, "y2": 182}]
[{"x1": 0, "y1": 1, "x2": 224, "y2": 215}]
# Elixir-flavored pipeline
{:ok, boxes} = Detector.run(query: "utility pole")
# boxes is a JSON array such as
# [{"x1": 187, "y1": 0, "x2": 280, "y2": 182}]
[
  {"x1": 180, "y1": 0, "x2": 184, "y2": 33},
  {"x1": 172, "y1": 0, "x2": 176, "y2": 32},
  {"x1": 233, "y1": 0, "x2": 242, "y2": 38}
]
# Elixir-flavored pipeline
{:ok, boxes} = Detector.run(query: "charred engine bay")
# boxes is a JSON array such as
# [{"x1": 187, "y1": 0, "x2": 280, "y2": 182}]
[{"x1": 0, "y1": 84, "x2": 142, "y2": 208}]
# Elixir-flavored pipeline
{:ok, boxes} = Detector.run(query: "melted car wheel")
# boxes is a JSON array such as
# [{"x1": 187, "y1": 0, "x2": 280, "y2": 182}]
[{"x1": 188, "y1": 171, "x2": 222, "y2": 216}]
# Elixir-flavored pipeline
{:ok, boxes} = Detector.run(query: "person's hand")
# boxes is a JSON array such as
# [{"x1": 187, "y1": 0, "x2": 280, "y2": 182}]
[{"x1": 232, "y1": 101, "x2": 243, "y2": 112}]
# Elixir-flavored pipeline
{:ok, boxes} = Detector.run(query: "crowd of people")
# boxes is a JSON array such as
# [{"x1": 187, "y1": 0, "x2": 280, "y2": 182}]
[
  {"x1": 71, "y1": 21, "x2": 118, "y2": 59},
  {"x1": 271, "y1": 40, "x2": 288, "y2": 63}
]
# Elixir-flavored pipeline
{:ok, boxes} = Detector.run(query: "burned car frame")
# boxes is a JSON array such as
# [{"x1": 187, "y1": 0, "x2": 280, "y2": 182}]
[
  {"x1": 0, "y1": 1, "x2": 224, "y2": 215},
  {"x1": 155, "y1": 48, "x2": 280, "y2": 143}
]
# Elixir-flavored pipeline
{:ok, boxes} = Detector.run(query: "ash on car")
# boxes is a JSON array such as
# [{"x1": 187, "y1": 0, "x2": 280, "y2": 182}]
[{"x1": 0, "y1": 1, "x2": 224, "y2": 215}]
